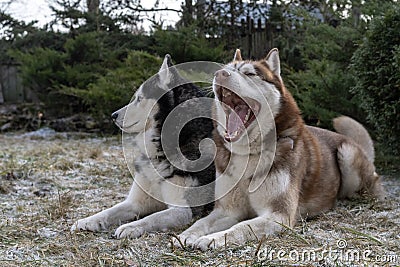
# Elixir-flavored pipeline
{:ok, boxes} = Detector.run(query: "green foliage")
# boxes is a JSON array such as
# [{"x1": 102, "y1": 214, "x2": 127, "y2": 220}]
[
  {"x1": 8, "y1": 25, "x2": 159, "y2": 118},
  {"x1": 153, "y1": 26, "x2": 228, "y2": 63},
  {"x1": 10, "y1": 32, "x2": 120, "y2": 115},
  {"x1": 3, "y1": 0, "x2": 399, "y2": 148},
  {"x1": 287, "y1": 23, "x2": 363, "y2": 128},
  {"x1": 351, "y1": 7, "x2": 400, "y2": 155},
  {"x1": 65, "y1": 51, "x2": 162, "y2": 118},
  {"x1": 9, "y1": 48, "x2": 73, "y2": 113},
  {"x1": 62, "y1": 32, "x2": 113, "y2": 89},
  {"x1": 0, "y1": 12, "x2": 65, "y2": 63},
  {"x1": 11, "y1": 48, "x2": 66, "y2": 93}
]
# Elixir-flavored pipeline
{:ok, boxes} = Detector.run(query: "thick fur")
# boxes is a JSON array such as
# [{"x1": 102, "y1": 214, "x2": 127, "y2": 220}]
[
  {"x1": 174, "y1": 49, "x2": 385, "y2": 250},
  {"x1": 71, "y1": 55, "x2": 215, "y2": 238}
]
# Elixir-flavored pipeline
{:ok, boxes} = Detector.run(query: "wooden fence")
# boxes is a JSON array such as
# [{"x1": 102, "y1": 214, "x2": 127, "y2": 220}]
[
  {"x1": 0, "y1": 64, "x2": 30, "y2": 103},
  {"x1": 235, "y1": 16, "x2": 278, "y2": 60}
]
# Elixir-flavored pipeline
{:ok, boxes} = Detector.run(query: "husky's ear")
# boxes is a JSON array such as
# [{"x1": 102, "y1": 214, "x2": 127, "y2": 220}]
[
  {"x1": 159, "y1": 54, "x2": 173, "y2": 72},
  {"x1": 233, "y1": 49, "x2": 242, "y2": 61},
  {"x1": 158, "y1": 54, "x2": 173, "y2": 87},
  {"x1": 163, "y1": 54, "x2": 173, "y2": 68},
  {"x1": 265, "y1": 48, "x2": 280, "y2": 76}
]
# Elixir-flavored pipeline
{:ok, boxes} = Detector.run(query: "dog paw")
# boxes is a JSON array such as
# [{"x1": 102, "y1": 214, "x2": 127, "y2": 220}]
[
  {"x1": 194, "y1": 236, "x2": 216, "y2": 251},
  {"x1": 171, "y1": 234, "x2": 198, "y2": 249},
  {"x1": 194, "y1": 234, "x2": 226, "y2": 251},
  {"x1": 114, "y1": 222, "x2": 145, "y2": 239},
  {"x1": 70, "y1": 216, "x2": 108, "y2": 232}
]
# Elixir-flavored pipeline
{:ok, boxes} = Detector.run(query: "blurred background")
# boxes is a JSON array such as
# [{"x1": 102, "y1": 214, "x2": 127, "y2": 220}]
[{"x1": 0, "y1": 0, "x2": 399, "y2": 161}]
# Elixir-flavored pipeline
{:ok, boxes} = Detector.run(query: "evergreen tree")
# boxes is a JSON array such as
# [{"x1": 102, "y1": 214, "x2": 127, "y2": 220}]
[{"x1": 351, "y1": 6, "x2": 400, "y2": 155}]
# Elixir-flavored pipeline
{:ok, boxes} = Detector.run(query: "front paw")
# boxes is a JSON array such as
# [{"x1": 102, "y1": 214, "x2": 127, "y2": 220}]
[
  {"x1": 114, "y1": 222, "x2": 145, "y2": 239},
  {"x1": 171, "y1": 233, "x2": 199, "y2": 249},
  {"x1": 70, "y1": 216, "x2": 108, "y2": 232},
  {"x1": 194, "y1": 234, "x2": 226, "y2": 251}
]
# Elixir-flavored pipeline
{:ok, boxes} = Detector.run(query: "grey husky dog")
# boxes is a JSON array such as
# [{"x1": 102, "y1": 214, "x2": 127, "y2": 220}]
[{"x1": 71, "y1": 55, "x2": 215, "y2": 239}]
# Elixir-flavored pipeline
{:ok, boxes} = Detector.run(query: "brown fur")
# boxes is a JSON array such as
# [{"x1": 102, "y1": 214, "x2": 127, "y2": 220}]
[
  {"x1": 217, "y1": 50, "x2": 385, "y2": 222},
  {"x1": 333, "y1": 116, "x2": 375, "y2": 163},
  {"x1": 211, "y1": 104, "x2": 231, "y2": 174},
  {"x1": 257, "y1": 57, "x2": 385, "y2": 217},
  {"x1": 174, "y1": 49, "x2": 385, "y2": 250},
  {"x1": 213, "y1": 129, "x2": 231, "y2": 174}
]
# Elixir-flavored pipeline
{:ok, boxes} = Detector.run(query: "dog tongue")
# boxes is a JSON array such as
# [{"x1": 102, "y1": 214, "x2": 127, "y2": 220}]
[{"x1": 226, "y1": 105, "x2": 247, "y2": 137}]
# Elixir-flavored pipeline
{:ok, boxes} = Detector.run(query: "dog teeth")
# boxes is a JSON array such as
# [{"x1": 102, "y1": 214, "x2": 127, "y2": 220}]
[
  {"x1": 244, "y1": 109, "x2": 251, "y2": 123},
  {"x1": 224, "y1": 130, "x2": 239, "y2": 138},
  {"x1": 222, "y1": 91, "x2": 231, "y2": 98}
]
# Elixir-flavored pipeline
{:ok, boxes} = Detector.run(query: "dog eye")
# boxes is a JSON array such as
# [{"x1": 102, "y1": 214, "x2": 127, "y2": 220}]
[{"x1": 244, "y1": 72, "x2": 256, "y2": 76}]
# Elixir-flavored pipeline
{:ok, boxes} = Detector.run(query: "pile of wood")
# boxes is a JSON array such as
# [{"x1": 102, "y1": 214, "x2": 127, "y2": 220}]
[{"x1": 0, "y1": 104, "x2": 111, "y2": 133}]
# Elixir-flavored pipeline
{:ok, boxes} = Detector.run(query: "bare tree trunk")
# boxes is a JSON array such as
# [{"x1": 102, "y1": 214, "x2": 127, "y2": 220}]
[
  {"x1": 183, "y1": 0, "x2": 193, "y2": 26},
  {"x1": 87, "y1": 0, "x2": 99, "y2": 13},
  {"x1": 351, "y1": 0, "x2": 361, "y2": 27},
  {"x1": 87, "y1": 0, "x2": 100, "y2": 31}
]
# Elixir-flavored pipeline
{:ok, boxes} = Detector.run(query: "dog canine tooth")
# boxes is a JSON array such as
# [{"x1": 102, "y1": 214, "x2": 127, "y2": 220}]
[
  {"x1": 244, "y1": 109, "x2": 251, "y2": 123},
  {"x1": 222, "y1": 89, "x2": 231, "y2": 98}
]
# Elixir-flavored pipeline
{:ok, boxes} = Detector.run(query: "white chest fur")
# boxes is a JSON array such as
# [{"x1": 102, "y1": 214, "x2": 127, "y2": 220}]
[{"x1": 216, "y1": 149, "x2": 290, "y2": 216}]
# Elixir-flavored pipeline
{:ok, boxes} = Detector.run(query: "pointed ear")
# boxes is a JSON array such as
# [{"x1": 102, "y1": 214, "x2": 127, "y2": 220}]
[
  {"x1": 158, "y1": 54, "x2": 173, "y2": 85},
  {"x1": 159, "y1": 54, "x2": 173, "y2": 72},
  {"x1": 233, "y1": 49, "x2": 242, "y2": 61},
  {"x1": 164, "y1": 54, "x2": 173, "y2": 67},
  {"x1": 265, "y1": 48, "x2": 281, "y2": 76}
]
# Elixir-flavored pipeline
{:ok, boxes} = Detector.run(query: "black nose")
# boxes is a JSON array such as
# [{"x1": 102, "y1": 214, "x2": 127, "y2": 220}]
[{"x1": 111, "y1": 112, "x2": 118, "y2": 120}]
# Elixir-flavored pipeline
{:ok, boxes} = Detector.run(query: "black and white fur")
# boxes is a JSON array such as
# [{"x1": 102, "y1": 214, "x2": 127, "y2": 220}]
[{"x1": 71, "y1": 55, "x2": 215, "y2": 239}]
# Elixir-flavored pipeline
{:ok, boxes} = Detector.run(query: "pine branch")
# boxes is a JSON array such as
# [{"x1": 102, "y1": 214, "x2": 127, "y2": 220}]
[{"x1": 125, "y1": 7, "x2": 182, "y2": 13}]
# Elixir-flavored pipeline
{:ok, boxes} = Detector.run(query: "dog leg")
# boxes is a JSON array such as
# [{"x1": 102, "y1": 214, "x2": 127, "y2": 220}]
[
  {"x1": 114, "y1": 207, "x2": 192, "y2": 239},
  {"x1": 194, "y1": 212, "x2": 288, "y2": 250},
  {"x1": 71, "y1": 180, "x2": 165, "y2": 232},
  {"x1": 173, "y1": 173, "x2": 254, "y2": 248},
  {"x1": 337, "y1": 142, "x2": 385, "y2": 200},
  {"x1": 173, "y1": 208, "x2": 242, "y2": 248}
]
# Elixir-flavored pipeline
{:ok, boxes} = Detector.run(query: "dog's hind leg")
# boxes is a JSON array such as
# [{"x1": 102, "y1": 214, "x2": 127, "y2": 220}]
[
  {"x1": 71, "y1": 180, "x2": 166, "y2": 232},
  {"x1": 337, "y1": 142, "x2": 385, "y2": 200},
  {"x1": 114, "y1": 207, "x2": 193, "y2": 239}
]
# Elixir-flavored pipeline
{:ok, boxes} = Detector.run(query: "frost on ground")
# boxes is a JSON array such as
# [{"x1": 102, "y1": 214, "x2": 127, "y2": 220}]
[{"x1": 0, "y1": 132, "x2": 399, "y2": 266}]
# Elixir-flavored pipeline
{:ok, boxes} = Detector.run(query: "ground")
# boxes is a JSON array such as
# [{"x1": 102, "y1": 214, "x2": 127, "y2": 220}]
[{"x1": 0, "y1": 131, "x2": 399, "y2": 267}]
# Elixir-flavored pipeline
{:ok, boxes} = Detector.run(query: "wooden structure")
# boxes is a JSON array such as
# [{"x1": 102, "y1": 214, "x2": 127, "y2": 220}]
[
  {"x1": 237, "y1": 16, "x2": 278, "y2": 60},
  {"x1": 0, "y1": 64, "x2": 29, "y2": 103}
]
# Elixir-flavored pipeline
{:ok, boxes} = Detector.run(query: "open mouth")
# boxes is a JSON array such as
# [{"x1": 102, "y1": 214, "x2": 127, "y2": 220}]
[{"x1": 216, "y1": 86, "x2": 260, "y2": 142}]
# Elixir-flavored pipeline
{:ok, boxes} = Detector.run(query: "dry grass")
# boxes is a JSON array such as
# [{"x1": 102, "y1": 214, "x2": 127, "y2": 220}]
[{"x1": 0, "y1": 132, "x2": 399, "y2": 266}]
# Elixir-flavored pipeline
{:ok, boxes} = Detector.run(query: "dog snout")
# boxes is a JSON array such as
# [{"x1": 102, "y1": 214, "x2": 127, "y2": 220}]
[
  {"x1": 215, "y1": 69, "x2": 231, "y2": 79},
  {"x1": 111, "y1": 112, "x2": 118, "y2": 121}
]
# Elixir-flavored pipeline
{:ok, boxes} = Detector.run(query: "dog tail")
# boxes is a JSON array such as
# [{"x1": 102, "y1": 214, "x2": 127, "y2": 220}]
[{"x1": 333, "y1": 116, "x2": 375, "y2": 163}]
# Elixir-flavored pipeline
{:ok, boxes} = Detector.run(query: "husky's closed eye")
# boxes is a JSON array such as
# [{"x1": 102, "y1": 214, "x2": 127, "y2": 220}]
[{"x1": 244, "y1": 72, "x2": 256, "y2": 76}]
